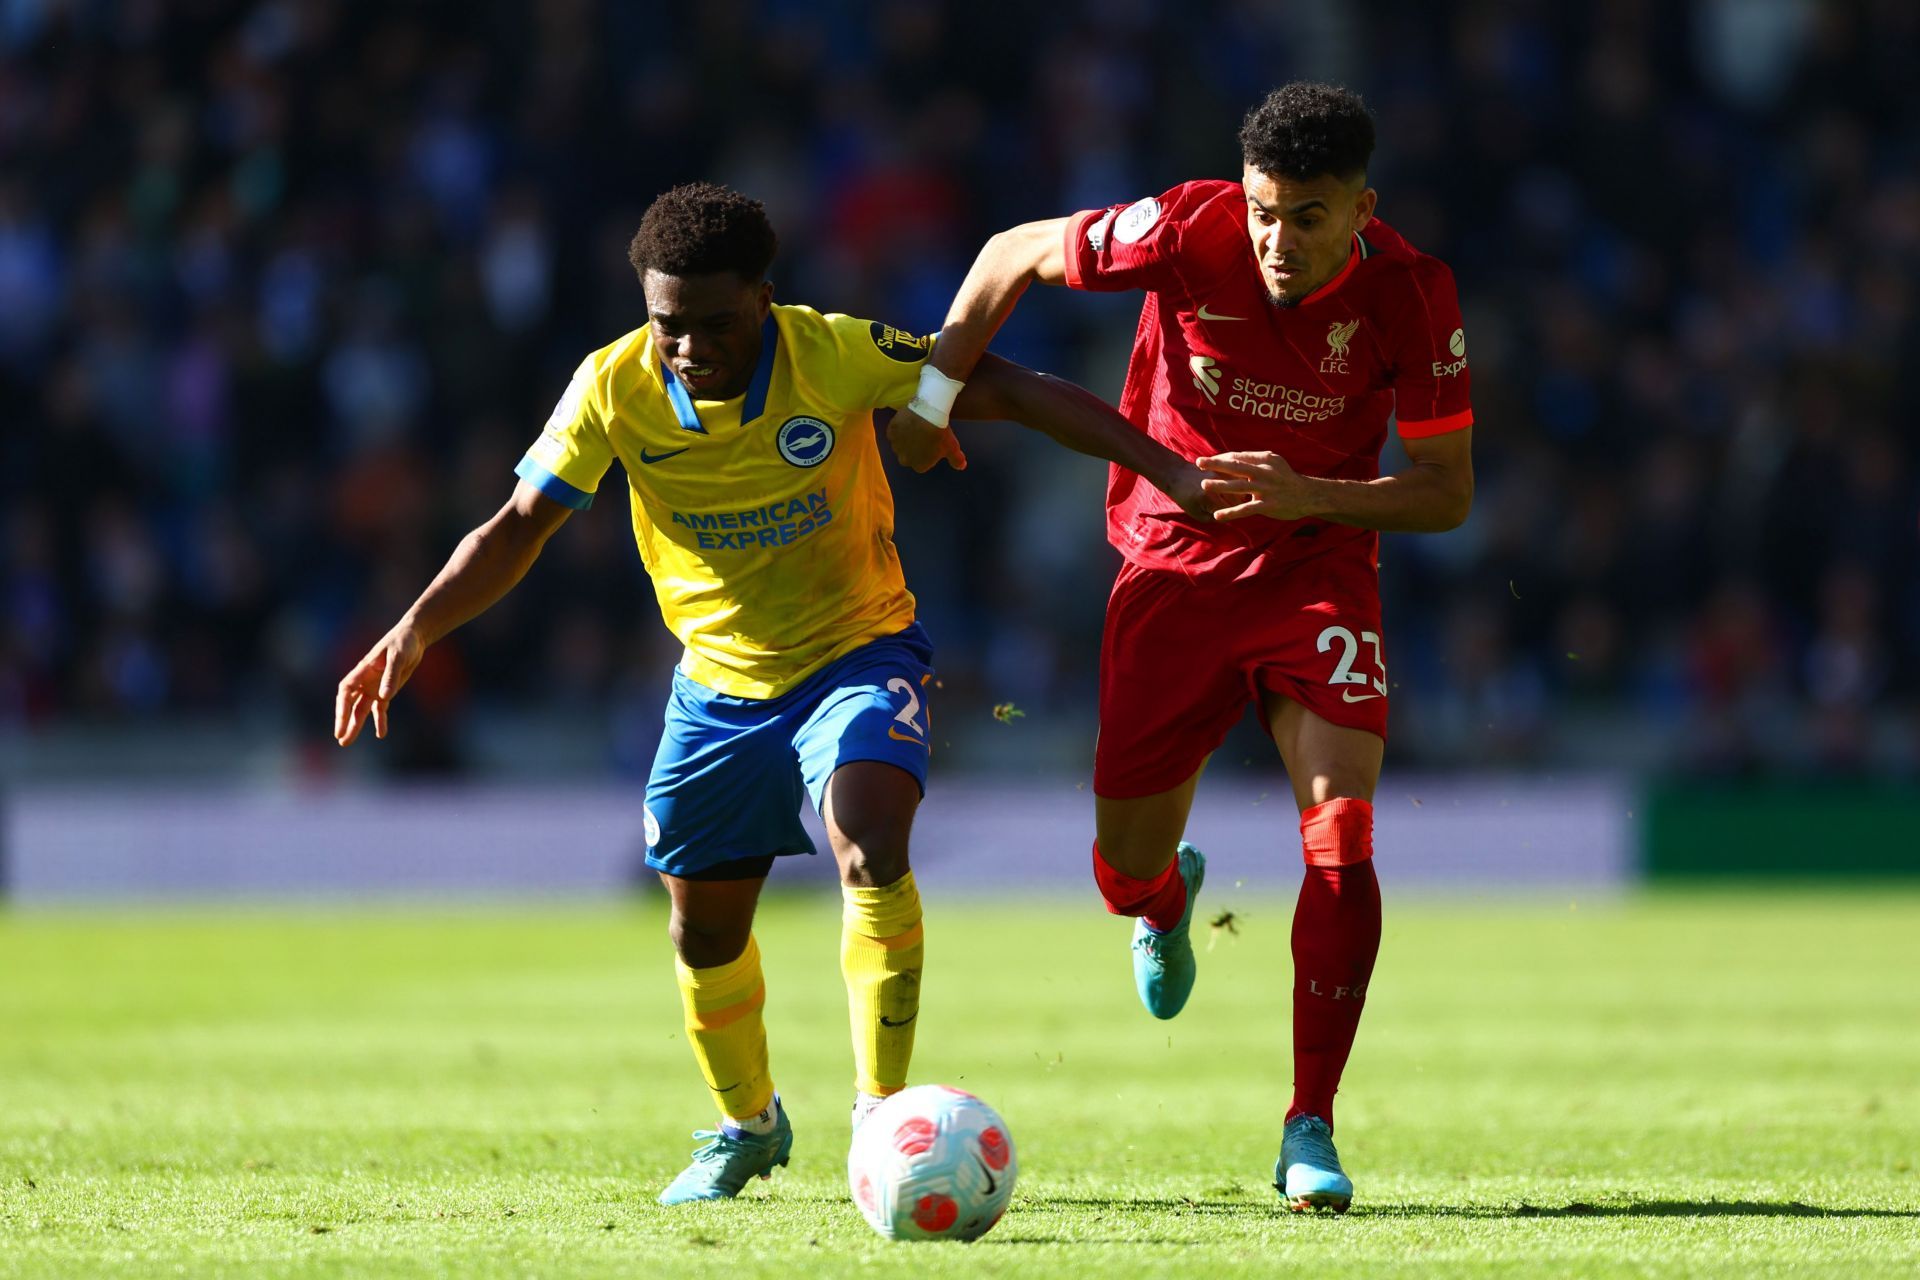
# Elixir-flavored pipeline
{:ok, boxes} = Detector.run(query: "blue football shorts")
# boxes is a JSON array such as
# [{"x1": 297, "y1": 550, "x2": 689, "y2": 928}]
[{"x1": 643, "y1": 623, "x2": 935, "y2": 878}]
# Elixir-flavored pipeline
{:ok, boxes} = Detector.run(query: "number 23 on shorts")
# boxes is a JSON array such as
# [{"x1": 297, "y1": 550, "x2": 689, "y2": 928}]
[{"x1": 1318, "y1": 625, "x2": 1386, "y2": 702}]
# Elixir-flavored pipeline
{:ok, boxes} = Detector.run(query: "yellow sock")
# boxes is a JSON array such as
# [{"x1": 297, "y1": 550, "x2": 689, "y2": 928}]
[
  {"x1": 674, "y1": 935, "x2": 774, "y2": 1122},
  {"x1": 841, "y1": 871, "x2": 925, "y2": 1097}
]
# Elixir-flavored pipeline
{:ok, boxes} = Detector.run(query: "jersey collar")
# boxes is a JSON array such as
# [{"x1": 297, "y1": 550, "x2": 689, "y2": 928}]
[
  {"x1": 659, "y1": 313, "x2": 779, "y2": 434},
  {"x1": 1295, "y1": 232, "x2": 1365, "y2": 308}
]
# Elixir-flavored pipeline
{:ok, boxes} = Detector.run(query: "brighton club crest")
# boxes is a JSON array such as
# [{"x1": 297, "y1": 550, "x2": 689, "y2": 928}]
[{"x1": 777, "y1": 415, "x2": 835, "y2": 467}]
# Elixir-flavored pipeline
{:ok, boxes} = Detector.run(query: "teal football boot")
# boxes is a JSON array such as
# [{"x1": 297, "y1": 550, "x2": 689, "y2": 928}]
[
  {"x1": 657, "y1": 1099, "x2": 793, "y2": 1205},
  {"x1": 1276, "y1": 1113, "x2": 1353, "y2": 1213},
  {"x1": 1131, "y1": 842, "x2": 1207, "y2": 1019}
]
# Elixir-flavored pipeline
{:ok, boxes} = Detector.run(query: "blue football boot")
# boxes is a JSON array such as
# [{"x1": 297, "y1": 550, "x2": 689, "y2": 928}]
[
  {"x1": 657, "y1": 1098, "x2": 793, "y2": 1205},
  {"x1": 1131, "y1": 842, "x2": 1207, "y2": 1019},
  {"x1": 1276, "y1": 1113, "x2": 1353, "y2": 1213}
]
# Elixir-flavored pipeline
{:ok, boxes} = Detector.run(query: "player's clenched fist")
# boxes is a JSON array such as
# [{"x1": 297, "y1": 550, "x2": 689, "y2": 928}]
[
  {"x1": 1160, "y1": 463, "x2": 1222, "y2": 523},
  {"x1": 334, "y1": 624, "x2": 426, "y2": 745},
  {"x1": 885, "y1": 405, "x2": 968, "y2": 473}
]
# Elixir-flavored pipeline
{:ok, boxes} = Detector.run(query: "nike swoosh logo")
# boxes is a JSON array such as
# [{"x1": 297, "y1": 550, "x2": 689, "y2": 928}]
[
  {"x1": 639, "y1": 446, "x2": 691, "y2": 464},
  {"x1": 977, "y1": 1158, "x2": 996, "y2": 1196},
  {"x1": 879, "y1": 1013, "x2": 917, "y2": 1028},
  {"x1": 1341, "y1": 689, "x2": 1384, "y2": 703},
  {"x1": 1197, "y1": 305, "x2": 1245, "y2": 321},
  {"x1": 887, "y1": 727, "x2": 928, "y2": 746}
]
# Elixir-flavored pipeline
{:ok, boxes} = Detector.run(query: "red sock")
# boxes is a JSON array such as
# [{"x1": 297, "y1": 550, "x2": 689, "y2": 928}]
[
  {"x1": 1090, "y1": 841, "x2": 1188, "y2": 933},
  {"x1": 1288, "y1": 798, "x2": 1382, "y2": 1129}
]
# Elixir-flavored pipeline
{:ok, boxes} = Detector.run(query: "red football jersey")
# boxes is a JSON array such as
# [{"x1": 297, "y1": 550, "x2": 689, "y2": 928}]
[{"x1": 1064, "y1": 178, "x2": 1473, "y2": 580}]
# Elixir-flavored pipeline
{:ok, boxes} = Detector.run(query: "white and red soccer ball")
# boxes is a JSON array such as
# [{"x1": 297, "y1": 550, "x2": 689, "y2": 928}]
[{"x1": 847, "y1": 1085, "x2": 1017, "y2": 1241}]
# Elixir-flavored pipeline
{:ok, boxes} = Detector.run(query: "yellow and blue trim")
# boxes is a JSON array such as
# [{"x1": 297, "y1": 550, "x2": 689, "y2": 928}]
[{"x1": 513, "y1": 456, "x2": 596, "y2": 510}]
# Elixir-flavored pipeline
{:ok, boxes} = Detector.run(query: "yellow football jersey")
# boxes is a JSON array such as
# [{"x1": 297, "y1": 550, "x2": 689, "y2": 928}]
[{"x1": 516, "y1": 303, "x2": 934, "y2": 698}]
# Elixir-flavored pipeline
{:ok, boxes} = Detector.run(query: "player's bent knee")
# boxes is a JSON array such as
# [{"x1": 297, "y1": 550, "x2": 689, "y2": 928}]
[
  {"x1": 1093, "y1": 788, "x2": 1199, "y2": 879},
  {"x1": 1300, "y1": 796, "x2": 1374, "y2": 867},
  {"x1": 823, "y1": 761, "x2": 919, "y2": 888},
  {"x1": 1091, "y1": 833, "x2": 1177, "y2": 880},
  {"x1": 835, "y1": 839, "x2": 910, "y2": 890},
  {"x1": 668, "y1": 915, "x2": 754, "y2": 969}
]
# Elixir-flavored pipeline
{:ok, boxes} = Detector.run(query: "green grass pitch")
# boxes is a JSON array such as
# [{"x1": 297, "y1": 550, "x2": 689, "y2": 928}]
[{"x1": 2, "y1": 888, "x2": 1916, "y2": 1278}]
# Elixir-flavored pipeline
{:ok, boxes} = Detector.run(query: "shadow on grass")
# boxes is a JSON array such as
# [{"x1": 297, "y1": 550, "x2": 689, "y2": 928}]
[
  {"x1": 1419, "y1": 1201, "x2": 1920, "y2": 1220},
  {"x1": 759, "y1": 1192, "x2": 1918, "y2": 1239},
  {"x1": 998, "y1": 1196, "x2": 1920, "y2": 1222}
]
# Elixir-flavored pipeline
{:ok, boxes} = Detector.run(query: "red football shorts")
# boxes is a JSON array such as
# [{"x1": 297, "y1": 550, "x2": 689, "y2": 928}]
[{"x1": 1093, "y1": 547, "x2": 1389, "y2": 799}]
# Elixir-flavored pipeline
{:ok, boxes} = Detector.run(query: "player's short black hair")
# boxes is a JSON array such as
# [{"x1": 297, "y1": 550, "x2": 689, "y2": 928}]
[
  {"x1": 627, "y1": 182, "x2": 778, "y2": 282},
  {"x1": 1239, "y1": 82, "x2": 1376, "y2": 184}
]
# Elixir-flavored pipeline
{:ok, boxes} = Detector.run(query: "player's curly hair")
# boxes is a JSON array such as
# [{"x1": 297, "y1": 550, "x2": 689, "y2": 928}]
[
  {"x1": 1239, "y1": 82, "x2": 1376, "y2": 184},
  {"x1": 627, "y1": 182, "x2": 778, "y2": 282}
]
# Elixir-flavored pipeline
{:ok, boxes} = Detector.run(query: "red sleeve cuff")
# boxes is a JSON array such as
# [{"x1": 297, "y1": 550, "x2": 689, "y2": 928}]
[
  {"x1": 1396, "y1": 408, "x2": 1473, "y2": 438},
  {"x1": 1062, "y1": 210, "x2": 1098, "y2": 291}
]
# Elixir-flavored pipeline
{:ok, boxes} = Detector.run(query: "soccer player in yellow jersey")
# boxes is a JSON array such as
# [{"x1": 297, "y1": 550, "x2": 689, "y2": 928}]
[{"x1": 333, "y1": 183, "x2": 1209, "y2": 1205}]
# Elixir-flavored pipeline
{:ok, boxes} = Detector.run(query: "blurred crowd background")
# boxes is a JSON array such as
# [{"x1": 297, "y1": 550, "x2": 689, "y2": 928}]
[{"x1": 3, "y1": 0, "x2": 1916, "y2": 783}]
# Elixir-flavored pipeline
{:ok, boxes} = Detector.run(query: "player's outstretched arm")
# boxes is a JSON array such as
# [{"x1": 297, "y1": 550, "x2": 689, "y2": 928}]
[
  {"x1": 334, "y1": 481, "x2": 573, "y2": 746},
  {"x1": 889, "y1": 218, "x2": 1072, "y2": 474},
  {"x1": 949, "y1": 354, "x2": 1213, "y2": 523},
  {"x1": 1197, "y1": 428, "x2": 1474, "y2": 533}
]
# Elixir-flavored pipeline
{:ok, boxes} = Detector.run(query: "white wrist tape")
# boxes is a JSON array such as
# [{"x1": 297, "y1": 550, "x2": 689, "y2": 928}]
[{"x1": 904, "y1": 364, "x2": 965, "y2": 428}]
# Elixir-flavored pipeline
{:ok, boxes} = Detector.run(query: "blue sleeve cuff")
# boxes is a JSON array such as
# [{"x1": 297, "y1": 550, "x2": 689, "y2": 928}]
[{"x1": 514, "y1": 456, "x2": 595, "y2": 510}]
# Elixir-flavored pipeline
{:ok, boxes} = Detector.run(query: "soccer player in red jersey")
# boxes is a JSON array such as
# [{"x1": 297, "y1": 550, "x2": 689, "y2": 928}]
[{"x1": 888, "y1": 83, "x2": 1474, "y2": 1212}]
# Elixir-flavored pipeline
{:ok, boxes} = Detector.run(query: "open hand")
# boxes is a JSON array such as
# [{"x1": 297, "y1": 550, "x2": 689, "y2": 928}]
[
  {"x1": 885, "y1": 405, "x2": 968, "y2": 473},
  {"x1": 1197, "y1": 451, "x2": 1321, "y2": 522},
  {"x1": 334, "y1": 624, "x2": 426, "y2": 745}
]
